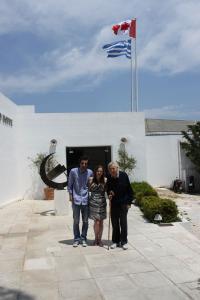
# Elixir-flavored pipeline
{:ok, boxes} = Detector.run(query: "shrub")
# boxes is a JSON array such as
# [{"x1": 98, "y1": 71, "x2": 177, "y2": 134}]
[
  {"x1": 131, "y1": 181, "x2": 158, "y2": 206},
  {"x1": 142, "y1": 196, "x2": 179, "y2": 223},
  {"x1": 142, "y1": 196, "x2": 161, "y2": 221},
  {"x1": 160, "y1": 198, "x2": 179, "y2": 223}
]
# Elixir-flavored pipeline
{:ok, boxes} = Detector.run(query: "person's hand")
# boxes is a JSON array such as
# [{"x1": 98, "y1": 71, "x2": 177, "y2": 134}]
[
  {"x1": 69, "y1": 195, "x2": 73, "y2": 202},
  {"x1": 108, "y1": 194, "x2": 113, "y2": 201},
  {"x1": 108, "y1": 191, "x2": 114, "y2": 200}
]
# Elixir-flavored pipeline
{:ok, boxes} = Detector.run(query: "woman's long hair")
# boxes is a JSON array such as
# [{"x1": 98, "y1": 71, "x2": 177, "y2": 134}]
[{"x1": 92, "y1": 165, "x2": 105, "y2": 185}]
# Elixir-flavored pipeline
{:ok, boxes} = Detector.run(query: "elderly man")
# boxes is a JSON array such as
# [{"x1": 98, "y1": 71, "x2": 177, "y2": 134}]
[
  {"x1": 107, "y1": 162, "x2": 133, "y2": 250},
  {"x1": 68, "y1": 156, "x2": 93, "y2": 247}
]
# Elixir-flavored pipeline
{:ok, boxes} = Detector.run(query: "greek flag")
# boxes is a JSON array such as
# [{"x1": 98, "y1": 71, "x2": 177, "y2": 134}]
[{"x1": 102, "y1": 39, "x2": 131, "y2": 59}]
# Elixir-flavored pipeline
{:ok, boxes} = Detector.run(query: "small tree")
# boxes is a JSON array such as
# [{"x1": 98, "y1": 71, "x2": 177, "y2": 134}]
[
  {"x1": 181, "y1": 122, "x2": 200, "y2": 173},
  {"x1": 28, "y1": 152, "x2": 56, "y2": 174},
  {"x1": 117, "y1": 144, "x2": 136, "y2": 175}
]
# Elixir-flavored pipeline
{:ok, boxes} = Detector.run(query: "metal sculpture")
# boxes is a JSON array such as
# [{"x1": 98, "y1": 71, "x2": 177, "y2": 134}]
[{"x1": 39, "y1": 153, "x2": 67, "y2": 190}]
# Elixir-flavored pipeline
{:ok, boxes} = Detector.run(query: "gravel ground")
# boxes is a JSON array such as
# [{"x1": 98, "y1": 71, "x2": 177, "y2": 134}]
[{"x1": 156, "y1": 188, "x2": 200, "y2": 239}]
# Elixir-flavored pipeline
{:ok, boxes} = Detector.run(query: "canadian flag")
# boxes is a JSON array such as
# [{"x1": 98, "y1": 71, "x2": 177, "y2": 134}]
[{"x1": 112, "y1": 19, "x2": 136, "y2": 38}]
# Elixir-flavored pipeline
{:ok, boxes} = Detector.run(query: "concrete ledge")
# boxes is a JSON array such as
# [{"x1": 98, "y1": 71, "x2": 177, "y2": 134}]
[{"x1": 0, "y1": 198, "x2": 22, "y2": 209}]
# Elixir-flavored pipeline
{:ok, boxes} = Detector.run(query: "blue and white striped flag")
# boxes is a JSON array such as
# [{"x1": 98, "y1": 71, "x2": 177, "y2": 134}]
[{"x1": 102, "y1": 39, "x2": 131, "y2": 59}]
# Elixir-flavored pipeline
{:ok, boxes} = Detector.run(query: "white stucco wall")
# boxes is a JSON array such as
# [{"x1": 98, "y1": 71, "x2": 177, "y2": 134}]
[
  {"x1": 1, "y1": 92, "x2": 147, "y2": 204},
  {"x1": 0, "y1": 93, "x2": 21, "y2": 205},
  {"x1": 146, "y1": 135, "x2": 182, "y2": 187},
  {"x1": 19, "y1": 111, "x2": 146, "y2": 199}
]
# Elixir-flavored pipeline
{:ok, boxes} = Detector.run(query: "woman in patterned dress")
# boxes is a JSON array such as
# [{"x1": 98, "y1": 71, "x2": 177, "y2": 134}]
[{"x1": 88, "y1": 165, "x2": 107, "y2": 246}]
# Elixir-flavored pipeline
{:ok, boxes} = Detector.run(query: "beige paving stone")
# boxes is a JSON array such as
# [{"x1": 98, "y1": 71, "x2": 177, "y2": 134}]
[
  {"x1": 112, "y1": 249, "x2": 143, "y2": 263},
  {"x1": 0, "y1": 247, "x2": 25, "y2": 260},
  {"x1": 59, "y1": 278, "x2": 103, "y2": 299},
  {"x1": 21, "y1": 270, "x2": 57, "y2": 285},
  {"x1": 0, "y1": 271, "x2": 22, "y2": 289},
  {"x1": 53, "y1": 245, "x2": 82, "y2": 257},
  {"x1": 150, "y1": 255, "x2": 190, "y2": 270},
  {"x1": 19, "y1": 282, "x2": 59, "y2": 300},
  {"x1": 23, "y1": 257, "x2": 55, "y2": 271},
  {"x1": 178, "y1": 281, "x2": 200, "y2": 300},
  {"x1": 130, "y1": 241, "x2": 170, "y2": 258},
  {"x1": 160, "y1": 267, "x2": 200, "y2": 284},
  {"x1": 129, "y1": 270, "x2": 173, "y2": 288},
  {"x1": 84, "y1": 253, "x2": 116, "y2": 267},
  {"x1": 56, "y1": 263, "x2": 92, "y2": 282},
  {"x1": 25, "y1": 248, "x2": 49, "y2": 259},
  {"x1": 89, "y1": 263, "x2": 126, "y2": 278},
  {"x1": 0, "y1": 259, "x2": 24, "y2": 273},
  {"x1": 55, "y1": 254, "x2": 86, "y2": 267},
  {"x1": 96, "y1": 275, "x2": 147, "y2": 300},
  {"x1": 143, "y1": 285, "x2": 190, "y2": 300},
  {"x1": 2, "y1": 236, "x2": 27, "y2": 250},
  {"x1": 0, "y1": 225, "x2": 11, "y2": 235},
  {"x1": 9, "y1": 223, "x2": 29, "y2": 234},
  {"x1": 29, "y1": 223, "x2": 49, "y2": 232},
  {"x1": 117, "y1": 258, "x2": 156, "y2": 274}
]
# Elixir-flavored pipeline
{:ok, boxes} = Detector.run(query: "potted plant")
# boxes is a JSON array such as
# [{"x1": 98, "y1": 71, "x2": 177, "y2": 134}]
[{"x1": 28, "y1": 152, "x2": 56, "y2": 200}]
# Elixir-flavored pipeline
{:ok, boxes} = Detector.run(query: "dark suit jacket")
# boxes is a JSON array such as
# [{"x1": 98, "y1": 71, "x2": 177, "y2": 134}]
[{"x1": 107, "y1": 171, "x2": 134, "y2": 205}]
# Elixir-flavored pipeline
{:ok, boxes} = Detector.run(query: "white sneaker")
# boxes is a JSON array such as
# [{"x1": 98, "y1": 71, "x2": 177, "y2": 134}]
[
  {"x1": 110, "y1": 243, "x2": 117, "y2": 249},
  {"x1": 73, "y1": 241, "x2": 79, "y2": 248},
  {"x1": 122, "y1": 243, "x2": 128, "y2": 250},
  {"x1": 82, "y1": 240, "x2": 87, "y2": 247}
]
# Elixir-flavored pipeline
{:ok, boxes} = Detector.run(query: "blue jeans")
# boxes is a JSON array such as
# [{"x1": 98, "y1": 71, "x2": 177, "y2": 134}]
[{"x1": 72, "y1": 203, "x2": 88, "y2": 241}]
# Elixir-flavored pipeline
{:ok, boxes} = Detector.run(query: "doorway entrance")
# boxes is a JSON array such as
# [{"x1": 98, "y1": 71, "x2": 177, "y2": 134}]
[{"x1": 66, "y1": 146, "x2": 111, "y2": 175}]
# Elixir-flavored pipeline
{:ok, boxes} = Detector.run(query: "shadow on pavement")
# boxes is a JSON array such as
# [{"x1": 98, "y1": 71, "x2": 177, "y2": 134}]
[
  {"x1": 35, "y1": 210, "x2": 55, "y2": 216},
  {"x1": 0, "y1": 286, "x2": 34, "y2": 300},
  {"x1": 59, "y1": 238, "x2": 111, "y2": 250}
]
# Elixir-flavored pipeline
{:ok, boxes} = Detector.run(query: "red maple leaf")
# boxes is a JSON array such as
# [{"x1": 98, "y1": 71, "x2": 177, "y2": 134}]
[
  {"x1": 112, "y1": 24, "x2": 120, "y2": 35},
  {"x1": 120, "y1": 22, "x2": 130, "y2": 31}
]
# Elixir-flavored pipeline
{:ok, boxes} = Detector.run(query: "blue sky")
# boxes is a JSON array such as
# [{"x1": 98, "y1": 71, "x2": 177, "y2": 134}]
[{"x1": 0, "y1": 0, "x2": 200, "y2": 120}]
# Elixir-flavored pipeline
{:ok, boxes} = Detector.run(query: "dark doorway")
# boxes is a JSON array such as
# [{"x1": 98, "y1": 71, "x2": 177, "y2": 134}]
[{"x1": 66, "y1": 146, "x2": 111, "y2": 175}]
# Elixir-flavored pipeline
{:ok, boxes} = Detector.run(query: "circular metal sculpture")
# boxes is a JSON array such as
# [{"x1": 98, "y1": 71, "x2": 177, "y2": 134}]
[{"x1": 39, "y1": 154, "x2": 67, "y2": 190}]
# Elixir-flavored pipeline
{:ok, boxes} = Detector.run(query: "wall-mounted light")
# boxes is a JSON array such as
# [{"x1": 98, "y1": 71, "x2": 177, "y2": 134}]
[
  {"x1": 120, "y1": 137, "x2": 128, "y2": 143},
  {"x1": 49, "y1": 139, "x2": 57, "y2": 154}
]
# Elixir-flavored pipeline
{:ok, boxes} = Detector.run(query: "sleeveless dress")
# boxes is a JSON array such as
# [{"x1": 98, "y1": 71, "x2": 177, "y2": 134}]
[{"x1": 89, "y1": 182, "x2": 107, "y2": 220}]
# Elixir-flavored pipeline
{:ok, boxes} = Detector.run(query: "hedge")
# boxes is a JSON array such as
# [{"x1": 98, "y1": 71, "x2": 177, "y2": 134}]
[
  {"x1": 142, "y1": 196, "x2": 178, "y2": 223},
  {"x1": 131, "y1": 181, "x2": 158, "y2": 206},
  {"x1": 131, "y1": 182, "x2": 179, "y2": 223}
]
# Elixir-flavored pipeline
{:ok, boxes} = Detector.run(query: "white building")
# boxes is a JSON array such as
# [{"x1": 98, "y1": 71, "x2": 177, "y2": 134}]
[{"x1": 0, "y1": 92, "x2": 199, "y2": 206}]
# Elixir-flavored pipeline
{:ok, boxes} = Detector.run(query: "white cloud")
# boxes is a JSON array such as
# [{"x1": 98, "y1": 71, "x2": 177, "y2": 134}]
[
  {"x1": 0, "y1": 25, "x2": 129, "y2": 92},
  {"x1": 0, "y1": 0, "x2": 200, "y2": 93}
]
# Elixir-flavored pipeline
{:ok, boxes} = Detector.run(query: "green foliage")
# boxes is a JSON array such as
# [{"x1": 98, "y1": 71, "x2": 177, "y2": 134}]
[
  {"x1": 131, "y1": 181, "x2": 179, "y2": 223},
  {"x1": 28, "y1": 152, "x2": 56, "y2": 174},
  {"x1": 160, "y1": 198, "x2": 179, "y2": 223},
  {"x1": 142, "y1": 196, "x2": 161, "y2": 221},
  {"x1": 142, "y1": 196, "x2": 178, "y2": 223},
  {"x1": 131, "y1": 181, "x2": 158, "y2": 206},
  {"x1": 181, "y1": 122, "x2": 200, "y2": 173},
  {"x1": 117, "y1": 146, "x2": 136, "y2": 175}
]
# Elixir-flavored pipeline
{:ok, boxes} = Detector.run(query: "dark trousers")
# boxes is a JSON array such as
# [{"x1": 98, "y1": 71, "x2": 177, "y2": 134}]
[{"x1": 111, "y1": 204, "x2": 128, "y2": 245}]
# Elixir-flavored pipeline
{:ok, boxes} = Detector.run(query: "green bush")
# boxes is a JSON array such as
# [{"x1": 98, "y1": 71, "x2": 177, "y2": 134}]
[
  {"x1": 131, "y1": 181, "x2": 158, "y2": 206},
  {"x1": 160, "y1": 198, "x2": 179, "y2": 223},
  {"x1": 142, "y1": 196, "x2": 178, "y2": 223},
  {"x1": 142, "y1": 196, "x2": 161, "y2": 221}
]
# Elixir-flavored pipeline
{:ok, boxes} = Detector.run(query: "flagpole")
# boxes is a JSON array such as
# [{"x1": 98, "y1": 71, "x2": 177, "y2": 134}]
[
  {"x1": 131, "y1": 38, "x2": 134, "y2": 112},
  {"x1": 134, "y1": 18, "x2": 138, "y2": 112}
]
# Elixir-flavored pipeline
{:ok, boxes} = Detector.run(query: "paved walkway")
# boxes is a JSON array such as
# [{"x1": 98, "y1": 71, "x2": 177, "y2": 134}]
[{"x1": 1, "y1": 198, "x2": 200, "y2": 299}]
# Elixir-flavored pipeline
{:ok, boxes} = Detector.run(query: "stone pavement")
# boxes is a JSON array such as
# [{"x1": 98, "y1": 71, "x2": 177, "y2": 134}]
[{"x1": 1, "y1": 199, "x2": 200, "y2": 299}]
